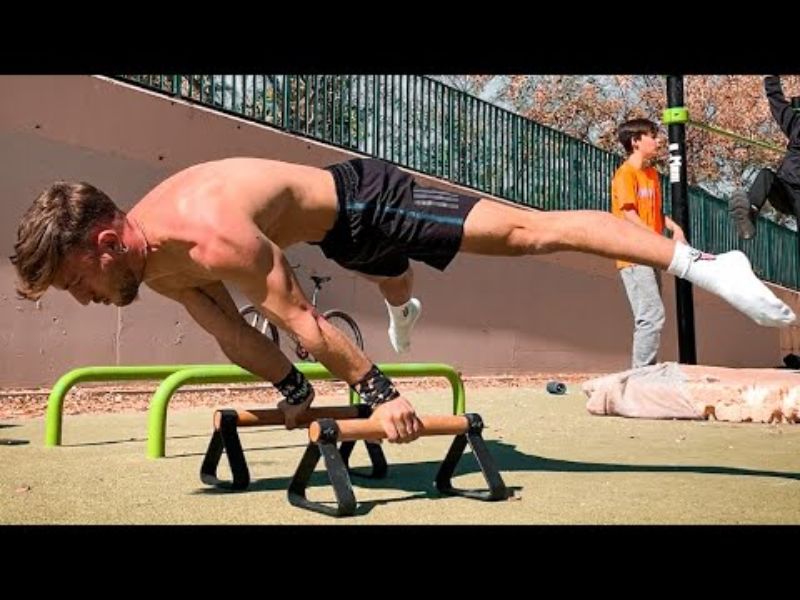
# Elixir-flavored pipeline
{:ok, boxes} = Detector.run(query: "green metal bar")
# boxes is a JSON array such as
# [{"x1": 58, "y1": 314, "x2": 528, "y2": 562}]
[
  {"x1": 341, "y1": 75, "x2": 347, "y2": 145},
  {"x1": 501, "y1": 108, "x2": 506, "y2": 196},
  {"x1": 426, "y1": 78, "x2": 431, "y2": 173},
  {"x1": 381, "y1": 75, "x2": 387, "y2": 159},
  {"x1": 496, "y1": 110, "x2": 501, "y2": 195},
  {"x1": 323, "y1": 76, "x2": 329, "y2": 140},
  {"x1": 261, "y1": 75, "x2": 267, "y2": 122},
  {"x1": 371, "y1": 75, "x2": 377, "y2": 155},
  {"x1": 457, "y1": 93, "x2": 463, "y2": 182},
  {"x1": 479, "y1": 97, "x2": 485, "y2": 189},
  {"x1": 396, "y1": 76, "x2": 402, "y2": 163},
  {"x1": 501, "y1": 111, "x2": 507, "y2": 195},
  {"x1": 467, "y1": 95, "x2": 471, "y2": 185},
  {"x1": 331, "y1": 76, "x2": 338, "y2": 144},
  {"x1": 304, "y1": 75, "x2": 310, "y2": 135},
  {"x1": 147, "y1": 362, "x2": 466, "y2": 458},
  {"x1": 547, "y1": 127, "x2": 554, "y2": 208},
  {"x1": 390, "y1": 75, "x2": 396, "y2": 162},
  {"x1": 282, "y1": 75, "x2": 289, "y2": 129},
  {"x1": 523, "y1": 119, "x2": 530, "y2": 204},
  {"x1": 232, "y1": 75, "x2": 238, "y2": 113},
  {"x1": 440, "y1": 83, "x2": 446, "y2": 178},
  {"x1": 412, "y1": 76, "x2": 418, "y2": 169},
  {"x1": 512, "y1": 115, "x2": 518, "y2": 200},
  {"x1": 509, "y1": 113, "x2": 514, "y2": 198},
  {"x1": 338, "y1": 75, "x2": 344, "y2": 144},
  {"x1": 271, "y1": 75, "x2": 276, "y2": 124},
  {"x1": 355, "y1": 76, "x2": 361, "y2": 149},
  {"x1": 312, "y1": 75, "x2": 318, "y2": 136},
  {"x1": 45, "y1": 364, "x2": 224, "y2": 447},
  {"x1": 493, "y1": 106, "x2": 499, "y2": 195},
  {"x1": 475, "y1": 96, "x2": 481, "y2": 188},
  {"x1": 466, "y1": 95, "x2": 471, "y2": 186},
  {"x1": 347, "y1": 75, "x2": 353, "y2": 147},
  {"x1": 435, "y1": 82, "x2": 441, "y2": 176},
  {"x1": 382, "y1": 74, "x2": 388, "y2": 159},
  {"x1": 249, "y1": 75, "x2": 255, "y2": 117},
  {"x1": 292, "y1": 75, "x2": 298, "y2": 130},
  {"x1": 448, "y1": 88, "x2": 454, "y2": 181},
  {"x1": 440, "y1": 82, "x2": 445, "y2": 176},
  {"x1": 240, "y1": 75, "x2": 245, "y2": 113},
  {"x1": 396, "y1": 75, "x2": 401, "y2": 163},
  {"x1": 405, "y1": 76, "x2": 410, "y2": 165}
]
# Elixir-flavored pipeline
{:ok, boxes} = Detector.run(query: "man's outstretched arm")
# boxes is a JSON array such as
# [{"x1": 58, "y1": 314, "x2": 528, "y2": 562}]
[
  {"x1": 765, "y1": 75, "x2": 800, "y2": 143},
  {"x1": 153, "y1": 281, "x2": 317, "y2": 422},
  {"x1": 173, "y1": 281, "x2": 293, "y2": 382},
  {"x1": 202, "y1": 222, "x2": 423, "y2": 443}
]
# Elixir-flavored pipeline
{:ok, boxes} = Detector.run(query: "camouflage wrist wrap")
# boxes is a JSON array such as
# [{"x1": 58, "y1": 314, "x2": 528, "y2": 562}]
[
  {"x1": 352, "y1": 364, "x2": 400, "y2": 407},
  {"x1": 274, "y1": 365, "x2": 313, "y2": 406}
]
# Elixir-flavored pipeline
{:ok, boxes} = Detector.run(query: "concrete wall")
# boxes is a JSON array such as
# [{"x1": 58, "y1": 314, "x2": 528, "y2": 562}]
[{"x1": 1, "y1": 75, "x2": 796, "y2": 387}]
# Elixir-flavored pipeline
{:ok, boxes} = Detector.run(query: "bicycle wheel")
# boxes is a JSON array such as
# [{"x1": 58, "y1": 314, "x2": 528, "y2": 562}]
[
  {"x1": 323, "y1": 309, "x2": 364, "y2": 351},
  {"x1": 238, "y1": 304, "x2": 281, "y2": 347}
]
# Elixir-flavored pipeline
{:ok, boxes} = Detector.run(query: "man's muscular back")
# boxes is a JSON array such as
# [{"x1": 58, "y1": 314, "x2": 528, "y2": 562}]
[{"x1": 127, "y1": 158, "x2": 338, "y2": 296}]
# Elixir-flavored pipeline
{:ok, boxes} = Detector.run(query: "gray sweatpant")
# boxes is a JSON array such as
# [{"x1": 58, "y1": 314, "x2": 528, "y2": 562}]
[{"x1": 620, "y1": 265, "x2": 665, "y2": 368}]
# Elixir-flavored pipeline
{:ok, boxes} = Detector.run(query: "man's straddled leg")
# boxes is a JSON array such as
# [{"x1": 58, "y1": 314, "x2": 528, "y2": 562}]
[
  {"x1": 459, "y1": 199, "x2": 795, "y2": 327},
  {"x1": 314, "y1": 158, "x2": 470, "y2": 353},
  {"x1": 356, "y1": 269, "x2": 422, "y2": 354},
  {"x1": 386, "y1": 296, "x2": 422, "y2": 353},
  {"x1": 379, "y1": 269, "x2": 422, "y2": 354},
  {"x1": 730, "y1": 168, "x2": 789, "y2": 240}
]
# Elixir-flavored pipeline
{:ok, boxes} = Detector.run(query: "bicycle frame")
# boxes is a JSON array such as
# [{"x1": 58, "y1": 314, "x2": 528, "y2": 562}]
[{"x1": 311, "y1": 283, "x2": 322, "y2": 308}]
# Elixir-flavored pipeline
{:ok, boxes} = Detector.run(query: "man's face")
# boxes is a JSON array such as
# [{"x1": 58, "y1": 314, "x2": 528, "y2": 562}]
[{"x1": 52, "y1": 246, "x2": 141, "y2": 307}]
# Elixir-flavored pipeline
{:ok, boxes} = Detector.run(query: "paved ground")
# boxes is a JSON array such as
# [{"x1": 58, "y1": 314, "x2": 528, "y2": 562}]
[{"x1": 2, "y1": 385, "x2": 798, "y2": 524}]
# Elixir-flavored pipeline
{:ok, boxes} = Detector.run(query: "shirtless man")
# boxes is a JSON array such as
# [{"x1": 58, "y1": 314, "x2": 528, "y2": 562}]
[{"x1": 11, "y1": 157, "x2": 796, "y2": 442}]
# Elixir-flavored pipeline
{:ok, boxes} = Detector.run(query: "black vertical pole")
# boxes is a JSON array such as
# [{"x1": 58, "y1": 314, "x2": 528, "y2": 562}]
[{"x1": 665, "y1": 75, "x2": 697, "y2": 364}]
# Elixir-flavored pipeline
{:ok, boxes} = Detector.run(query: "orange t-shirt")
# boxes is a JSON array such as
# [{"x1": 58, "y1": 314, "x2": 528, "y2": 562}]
[{"x1": 611, "y1": 161, "x2": 664, "y2": 269}]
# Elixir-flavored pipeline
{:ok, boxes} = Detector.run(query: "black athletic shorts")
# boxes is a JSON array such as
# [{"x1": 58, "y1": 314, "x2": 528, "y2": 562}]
[{"x1": 309, "y1": 158, "x2": 481, "y2": 277}]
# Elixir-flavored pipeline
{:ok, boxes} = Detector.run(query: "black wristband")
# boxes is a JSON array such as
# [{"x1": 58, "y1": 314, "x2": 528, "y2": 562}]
[
  {"x1": 273, "y1": 365, "x2": 314, "y2": 406},
  {"x1": 351, "y1": 364, "x2": 400, "y2": 408}
]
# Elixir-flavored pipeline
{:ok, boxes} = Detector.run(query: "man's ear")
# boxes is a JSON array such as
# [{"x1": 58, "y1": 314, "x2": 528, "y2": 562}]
[{"x1": 96, "y1": 229, "x2": 123, "y2": 254}]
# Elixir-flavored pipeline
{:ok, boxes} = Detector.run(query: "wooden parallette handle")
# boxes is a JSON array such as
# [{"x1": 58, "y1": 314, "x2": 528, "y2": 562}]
[
  {"x1": 213, "y1": 405, "x2": 365, "y2": 430},
  {"x1": 309, "y1": 414, "x2": 470, "y2": 442}
]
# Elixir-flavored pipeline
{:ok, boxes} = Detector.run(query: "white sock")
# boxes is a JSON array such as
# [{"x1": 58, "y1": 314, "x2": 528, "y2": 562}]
[
  {"x1": 667, "y1": 242, "x2": 795, "y2": 327},
  {"x1": 386, "y1": 298, "x2": 422, "y2": 353}
]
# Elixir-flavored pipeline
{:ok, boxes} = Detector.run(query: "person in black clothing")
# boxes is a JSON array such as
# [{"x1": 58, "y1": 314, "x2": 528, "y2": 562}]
[{"x1": 729, "y1": 75, "x2": 800, "y2": 240}]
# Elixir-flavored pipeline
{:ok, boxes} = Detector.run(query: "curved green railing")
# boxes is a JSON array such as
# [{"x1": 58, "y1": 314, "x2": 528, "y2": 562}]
[
  {"x1": 44, "y1": 362, "x2": 466, "y2": 458},
  {"x1": 45, "y1": 364, "x2": 222, "y2": 447}
]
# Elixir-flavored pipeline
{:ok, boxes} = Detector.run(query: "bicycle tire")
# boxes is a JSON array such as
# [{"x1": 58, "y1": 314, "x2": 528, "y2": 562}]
[
  {"x1": 238, "y1": 304, "x2": 281, "y2": 347},
  {"x1": 323, "y1": 309, "x2": 365, "y2": 351}
]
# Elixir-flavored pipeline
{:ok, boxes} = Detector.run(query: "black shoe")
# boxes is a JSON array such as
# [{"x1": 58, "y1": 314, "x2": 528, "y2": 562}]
[
  {"x1": 783, "y1": 353, "x2": 800, "y2": 370},
  {"x1": 729, "y1": 190, "x2": 756, "y2": 240}
]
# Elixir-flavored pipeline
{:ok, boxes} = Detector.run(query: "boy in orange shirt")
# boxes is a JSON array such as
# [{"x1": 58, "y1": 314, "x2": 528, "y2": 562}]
[{"x1": 612, "y1": 118, "x2": 685, "y2": 367}]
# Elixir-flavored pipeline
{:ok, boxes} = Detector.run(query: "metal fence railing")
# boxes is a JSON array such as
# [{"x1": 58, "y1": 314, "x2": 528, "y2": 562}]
[{"x1": 115, "y1": 74, "x2": 799, "y2": 290}]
